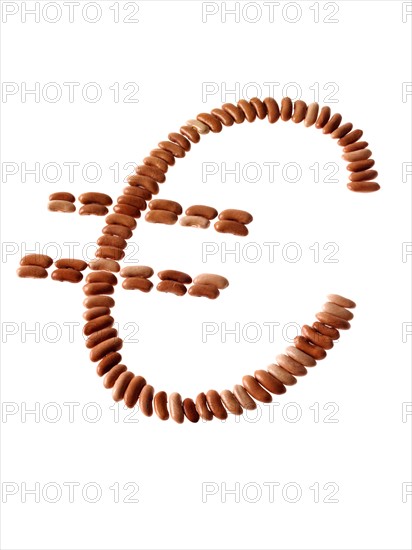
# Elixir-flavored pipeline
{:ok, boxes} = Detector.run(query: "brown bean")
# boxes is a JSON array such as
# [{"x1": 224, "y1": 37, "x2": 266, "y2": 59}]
[
  {"x1": 183, "y1": 398, "x2": 200, "y2": 422},
  {"x1": 78, "y1": 192, "x2": 112, "y2": 206},
  {"x1": 347, "y1": 159, "x2": 375, "y2": 172},
  {"x1": 210, "y1": 108, "x2": 235, "y2": 126},
  {"x1": 301, "y1": 325, "x2": 334, "y2": 350},
  {"x1": 267, "y1": 364, "x2": 297, "y2": 386},
  {"x1": 179, "y1": 125, "x2": 201, "y2": 143},
  {"x1": 188, "y1": 283, "x2": 219, "y2": 299},
  {"x1": 149, "y1": 199, "x2": 182, "y2": 215},
  {"x1": 136, "y1": 164, "x2": 166, "y2": 183},
  {"x1": 123, "y1": 185, "x2": 152, "y2": 201},
  {"x1": 124, "y1": 376, "x2": 146, "y2": 408},
  {"x1": 86, "y1": 271, "x2": 118, "y2": 286},
  {"x1": 294, "y1": 336, "x2": 327, "y2": 360},
  {"x1": 280, "y1": 97, "x2": 293, "y2": 121},
  {"x1": 106, "y1": 213, "x2": 136, "y2": 230},
  {"x1": 169, "y1": 392, "x2": 184, "y2": 423},
  {"x1": 233, "y1": 385, "x2": 257, "y2": 410},
  {"x1": 304, "y1": 102, "x2": 319, "y2": 127},
  {"x1": 322, "y1": 113, "x2": 342, "y2": 134},
  {"x1": 127, "y1": 174, "x2": 159, "y2": 195},
  {"x1": 55, "y1": 258, "x2": 88, "y2": 271},
  {"x1": 122, "y1": 277, "x2": 153, "y2": 292},
  {"x1": 49, "y1": 192, "x2": 75, "y2": 203},
  {"x1": 86, "y1": 327, "x2": 118, "y2": 349},
  {"x1": 218, "y1": 209, "x2": 253, "y2": 224},
  {"x1": 83, "y1": 306, "x2": 111, "y2": 321},
  {"x1": 315, "y1": 106, "x2": 331, "y2": 129},
  {"x1": 48, "y1": 200, "x2": 76, "y2": 213},
  {"x1": 195, "y1": 392, "x2": 214, "y2": 420},
  {"x1": 338, "y1": 129, "x2": 363, "y2": 147},
  {"x1": 97, "y1": 234, "x2": 127, "y2": 250},
  {"x1": 292, "y1": 100, "x2": 307, "y2": 123},
  {"x1": 342, "y1": 149, "x2": 372, "y2": 162},
  {"x1": 145, "y1": 210, "x2": 178, "y2": 225},
  {"x1": 83, "y1": 315, "x2": 114, "y2": 336},
  {"x1": 255, "y1": 370, "x2": 286, "y2": 395},
  {"x1": 113, "y1": 204, "x2": 141, "y2": 218},
  {"x1": 220, "y1": 390, "x2": 243, "y2": 415},
  {"x1": 20, "y1": 254, "x2": 53, "y2": 268},
  {"x1": 349, "y1": 169, "x2": 378, "y2": 182},
  {"x1": 102, "y1": 224, "x2": 132, "y2": 240},
  {"x1": 89, "y1": 259, "x2": 120, "y2": 272},
  {"x1": 276, "y1": 354, "x2": 308, "y2": 376},
  {"x1": 150, "y1": 148, "x2": 175, "y2": 166},
  {"x1": 312, "y1": 322, "x2": 340, "y2": 340},
  {"x1": 154, "y1": 391, "x2": 169, "y2": 420},
  {"x1": 331, "y1": 122, "x2": 353, "y2": 139},
  {"x1": 144, "y1": 155, "x2": 168, "y2": 173},
  {"x1": 168, "y1": 132, "x2": 192, "y2": 151},
  {"x1": 193, "y1": 273, "x2": 229, "y2": 289},
  {"x1": 90, "y1": 337, "x2": 123, "y2": 362},
  {"x1": 206, "y1": 390, "x2": 228, "y2": 420},
  {"x1": 185, "y1": 205, "x2": 218, "y2": 219},
  {"x1": 118, "y1": 194, "x2": 146, "y2": 210},
  {"x1": 96, "y1": 352, "x2": 122, "y2": 377},
  {"x1": 237, "y1": 99, "x2": 256, "y2": 122},
  {"x1": 158, "y1": 140, "x2": 186, "y2": 158},
  {"x1": 214, "y1": 220, "x2": 248, "y2": 236},
  {"x1": 103, "y1": 364, "x2": 127, "y2": 389},
  {"x1": 79, "y1": 204, "x2": 108, "y2": 216},
  {"x1": 139, "y1": 385, "x2": 154, "y2": 416},
  {"x1": 158, "y1": 270, "x2": 192, "y2": 284},
  {"x1": 17, "y1": 266, "x2": 48, "y2": 279},
  {"x1": 197, "y1": 113, "x2": 222, "y2": 133},
  {"x1": 315, "y1": 312, "x2": 351, "y2": 330},
  {"x1": 249, "y1": 97, "x2": 267, "y2": 119},
  {"x1": 95, "y1": 246, "x2": 125, "y2": 261},
  {"x1": 120, "y1": 266, "x2": 154, "y2": 278},
  {"x1": 51, "y1": 268, "x2": 83, "y2": 283},
  {"x1": 179, "y1": 215, "x2": 210, "y2": 229},
  {"x1": 112, "y1": 371, "x2": 134, "y2": 402},
  {"x1": 326, "y1": 294, "x2": 356, "y2": 308},
  {"x1": 242, "y1": 375, "x2": 272, "y2": 403},
  {"x1": 83, "y1": 283, "x2": 114, "y2": 296},
  {"x1": 156, "y1": 280, "x2": 187, "y2": 296},
  {"x1": 343, "y1": 141, "x2": 368, "y2": 153},
  {"x1": 83, "y1": 295, "x2": 115, "y2": 309},
  {"x1": 347, "y1": 181, "x2": 380, "y2": 192},
  {"x1": 263, "y1": 97, "x2": 280, "y2": 123},
  {"x1": 286, "y1": 346, "x2": 317, "y2": 367},
  {"x1": 222, "y1": 103, "x2": 245, "y2": 123},
  {"x1": 322, "y1": 302, "x2": 354, "y2": 320}
]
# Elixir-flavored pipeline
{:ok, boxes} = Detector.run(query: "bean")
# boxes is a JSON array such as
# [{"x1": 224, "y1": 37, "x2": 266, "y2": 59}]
[
  {"x1": 179, "y1": 215, "x2": 210, "y2": 229},
  {"x1": 17, "y1": 266, "x2": 48, "y2": 279},
  {"x1": 83, "y1": 315, "x2": 114, "y2": 336},
  {"x1": 157, "y1": 280, "x2": 187, "y2": 296},
  {"x1": 153, "y1": 391, "x2": 169, "y2": 420},
  {"x1": 294, "y1": 336, "x2": 327, "y2": 360},
  {"x1": 286, "y1": 346, "x2": 317, "y2": 367},
  {"x1": 220, "y1": 390, "x2": 243, "y2": 415},
  {"x1": 338, "y1": 129, "x2": 363, "y2": 147},
  {"x1": 112, "y1": 371, "x2": 134, "y2": 402},
  {"x1": 291, "y1": 100, "x2": 307, "y2": 123},
  {"x1": 90, "y1": 337, "x2": 123, "y2": 362},
  {"x1": 144, "y1": 156, "x2": 168, "y2": 173},
  {"x1": 315, "y1": 106, "x2": 331, "y2": 128},
  {"x1": 48, "y1": 200, "x2": 76, "y2": 213},
  {"x1": 83, "y1": 295, "x2": 115, "y2": 309},
  {"x1": 276, "y1": 353, "x2": 308, "y2": 376},
  {"x1": 79, "y1": 204, "x2": 108, "y2": 216},
  {"x1": 301, "y1": 325, "x2": 334, "y2": 350},
  {"x1": 149, "y1": 199, "x2": 182, "y2": 215},
  {"x1": 55, "y1": 259, "x2": 88, "y2": 271},
  {"x1": 169, "y1": 392, "x2": 184, "y2": 423},
  {"x1": 49, "y1": 192, "x2": 75, "y2": 203},
  {"x1": 139, "y1": 385, "x2": 154, "y2": 417},
  {"x1": 326, "y1": 294, "x2": 356, "y2": 308},
  {"x1": 158, "y1": 270, "x2": 192, "y2": 284},
  {"x1": 86, "y1": 272, "x2": 118, "y2": 286},
  {"x1": 20, "y1": 254, "x2": 53, "y2": 268},
  {"x1": 186, "y1": 119, "x2": 210, "y2": 134},
  {"x1": 83, "y1": 283, "x2": 114, "y2": 296},
  {"x1": 263, "y1": 97, "x2": 280, "y2": 123},
  {"x1": 102, "y1": 224, "x2": 132, "y2": 240},
  {"x1": 122, "y1": 277, "x2": 153, "y2": 292},
  {"x1": 322, "y1": 302, "x2": 353, "y2": 320},
  {"x1": 280, "y1": 97, "x2": 293, "y2": 121},
  {"x1": 96, "y1": 352, "x2": 122, "y2": 377},
  {"x1": 97, "y1": 234, "x2": 127, "y2": 250},
  {"x1": 150, "y1": 148, "x2": 175, "y2": 166},
  {"x1": 185, "y1": 205, "x2": 218, "y2": 219},
  {"x1": 242, "y1": 375, "x2": 272, "y2": 403},
  {"x1": 222, "y1": 103, "x2": 245, "y2": 123},
  {"x1": 183, "y1": 398, "x2": 200, "y2": 422},
  {"x1": 343, "y1": 141, "x2": 368, "y2": 153},
  {"x1": 78, "y1": 192, "x2": 112, "y2": 206},
  {"x1": 120, "y1": 266, "x2": 154, "y2": 278},
  {"x1": 193, "y1": 273, "x2": 229, "y2": 289},
  {"x1": 238, "y1": 99, "x2": 257, "y2": 122},
  {"x1": 51, "y1": 268, "x2": 83, "y2": 283},
  {"x1": 255, "y1": 370, "x2": 286, "y2": 395},
  {"x1": 188, "y1": 283, "x2": 219, "y2": 299},
  {"x1": 158, "y1": 140, "x2": 186, "y2": 158},
  {"x1": 106, "y1": 213, "x2": 137, "y2": 230},
  {"x1": 312, "y1": 321, "x2": 340, "y2": 340},
  {"x1": 233, "y1": 384, "x2": 257, "y2": 410},
  {"x1": 113, "y1": 204, "x2": 141, "y2": 218},
  {"x1": 195, "y1": 392, "x2": 214, "y2": 421},
  {"x1": 95, "y1": 246, "x2": 125, "y2": 261},
  {"x1": 89, "y1": 259, "x2": 120, "y2": 273},
  {"x1": 123, "y1": 185, "x2": 152, "y2": 200},
  {"x1": 124, "y1": 376, "x2": 147, "y2": 408},
  {"x1": 145, "y1": 210, "x2": 178, "y2": 225},
  {"x1": 304, "y1": 102, "x2": 319, "y2": 127},
  {"x1": 83, "y1": 306, "x2": 111, "y2": 321},
  {"x1": 86, "y1": 327, "x2": 118, "y2": 349},
  {"x1": 180, "y1": 125, "x2": 201, "y2": 143},
  {"x1": 117, "y1": 194, "x2": 147, "y2": 210},
  {"x1": 342, "y1": 149, "x2": 372, "y2": 162},
  {"x1": 136, "y1": 164, "x2": 166, "y2": 183},
  {"x1": 210, "y1": 108, "x2": 235, "y2": 126},
  {"x1": 218, "y1": 209, "x2": 253, "y2": 224},
  {"x1": 331, "y1": 122, "x2": 353, "y2": 139},
  {"x1": 347, "y1": 159, "x2": 375, "y2": 172},
  {"x1": 197, "y1": 113, "x2": 223, "y2": 133},
  {"x1": 347, "y1": 181, "x2": 380, "y2": 192},
  {"x1": 267, "y1": 364, "x2": 297, "y2": 386},
  {"x1": 214, "y1": 220, "x2": 248, "y2": 237},
  {"x1": 322, "y1": 113, "x2": 342, "y2": 134},
  {"x1": 315, "y1": 311, "x2": 351, "y2": 330},
  {"x1": 249, "y1": 97, "x2": 267, "y2": 119},
  {"x1": 206, "y1": 390, "x2": 228, "y2": 420},
  {"x1": 103, "y1": 364, "x2": 127, "y2": 389},
  {"x1": 350, "y1": 169, "x2": 379, "y2": 182}
]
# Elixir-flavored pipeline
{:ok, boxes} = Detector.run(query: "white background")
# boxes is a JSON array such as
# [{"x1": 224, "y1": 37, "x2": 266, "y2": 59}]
[{"x1": 1, "y1": 1, "x2": 411, "y2": 549}]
